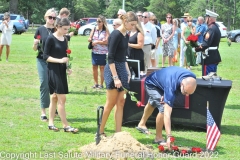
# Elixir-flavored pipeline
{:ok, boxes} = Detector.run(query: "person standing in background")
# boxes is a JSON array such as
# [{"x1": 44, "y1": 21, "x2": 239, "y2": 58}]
[
  {"x1": 149, "y1": 15, "x2": 161, "y2": 67},
  {"x1": 172, "y1": 18, "x2": 181, "y2": 66},
  {"x1": 161, "y1": 13, "x2": 176, "y2": 67},
  {"x1": 128, "y1": 19, "x2": 145, "y2": 73},
  {"x1": 195, "y1": 16, "x2": 206, "y2": 65},
  {"x1": 117, "y1": 9, "x2": 126, "y2": 18},
  {"x1": 88, "y1": 15, "x2": 110, "y2": 89},
  {"x1": 179, "y1": 13, "x2": 190, "y2": 67},
  {"x1": 0, "y1": 12, "x2": 13, "y2": 62},
  {"x1": 142, "y1": 12, "x2": 157, "y2": 73},
  {"x1": 112, "y1": 19, "x2": 122, "y2": 30},
  {"x1": 32, "y1": 8, "x2": 57, "y2": 121}
]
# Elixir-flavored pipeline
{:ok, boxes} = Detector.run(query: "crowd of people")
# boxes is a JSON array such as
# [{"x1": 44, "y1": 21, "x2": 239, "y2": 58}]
[{"x1": 0, "y1": 6, "x2": 221, "y2": 149}]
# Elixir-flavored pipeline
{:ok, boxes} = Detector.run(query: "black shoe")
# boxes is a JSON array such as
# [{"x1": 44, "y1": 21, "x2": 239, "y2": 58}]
[{"x1": 40, "y1": 115, "x2": 48, "y2": 122}]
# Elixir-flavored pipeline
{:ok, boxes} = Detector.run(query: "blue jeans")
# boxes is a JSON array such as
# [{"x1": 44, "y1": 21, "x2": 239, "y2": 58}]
[{"x1": 37, "y1": 58, "x2": 50, "y2": 109}]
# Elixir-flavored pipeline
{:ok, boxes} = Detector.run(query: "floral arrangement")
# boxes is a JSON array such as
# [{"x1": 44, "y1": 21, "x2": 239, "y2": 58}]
[
  {"x1": 186, "y1": 34, "x2": 199, "y2": 48},
  {"x1": 157, "y1": 136, "x2": 204, "y2": 157}
]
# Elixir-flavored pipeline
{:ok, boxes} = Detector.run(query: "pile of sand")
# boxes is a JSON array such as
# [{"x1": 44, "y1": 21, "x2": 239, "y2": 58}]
[{"x1": 79, "y1": 131, "x2": 155, "y2": 159}]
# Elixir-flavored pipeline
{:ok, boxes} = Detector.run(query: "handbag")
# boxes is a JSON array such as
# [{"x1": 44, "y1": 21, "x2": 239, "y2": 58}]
[{"x1": 88, "y1": 27, "x2": 96, "y2": 49}]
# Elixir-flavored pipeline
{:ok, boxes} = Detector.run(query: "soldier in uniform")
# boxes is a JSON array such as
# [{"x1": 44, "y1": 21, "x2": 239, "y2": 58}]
[{"x1": 195, "y1": 9, "x2": 221, "y2": 76}]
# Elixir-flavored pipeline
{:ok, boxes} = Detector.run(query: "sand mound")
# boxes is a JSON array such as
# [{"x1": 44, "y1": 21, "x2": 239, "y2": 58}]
[{"x1": 79, "y1": 131, "x2": 155, "y2": 159}]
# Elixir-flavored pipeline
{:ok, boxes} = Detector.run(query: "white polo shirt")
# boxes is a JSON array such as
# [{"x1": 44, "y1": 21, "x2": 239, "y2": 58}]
[{"x1": 142, "y1": 21, "x2": 157, "y2": 45}]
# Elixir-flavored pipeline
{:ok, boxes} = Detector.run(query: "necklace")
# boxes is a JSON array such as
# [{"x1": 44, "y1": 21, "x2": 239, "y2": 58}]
[{"x1": 45, "y1": 27, "x2": 53, "y2": 35}]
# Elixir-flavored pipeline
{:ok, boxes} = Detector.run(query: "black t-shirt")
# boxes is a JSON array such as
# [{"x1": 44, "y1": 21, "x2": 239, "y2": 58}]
[
  {"x1": 108, "y1": 30, "x2": 129, "y2": 64},
  {"x1": 34, "y1": 26, "x2": 55, "y2": 59}
]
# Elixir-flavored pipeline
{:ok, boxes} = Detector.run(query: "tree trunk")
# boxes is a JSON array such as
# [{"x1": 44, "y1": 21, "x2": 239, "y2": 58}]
[{"x1": 9, "y1": 0, "x2": 19, "y2": 14}]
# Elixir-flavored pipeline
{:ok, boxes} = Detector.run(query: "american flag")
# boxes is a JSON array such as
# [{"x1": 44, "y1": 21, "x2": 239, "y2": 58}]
[{"x1": 207, "y1": 109, "x2": 221, "y2": 151}]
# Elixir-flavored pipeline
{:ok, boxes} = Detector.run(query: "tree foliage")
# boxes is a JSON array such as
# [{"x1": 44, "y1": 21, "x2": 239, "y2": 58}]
[{"x1": 2, "y1": 0, "x2": 240, "y2": 30}]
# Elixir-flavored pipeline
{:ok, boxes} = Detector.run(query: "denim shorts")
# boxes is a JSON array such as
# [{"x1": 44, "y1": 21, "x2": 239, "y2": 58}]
[
  {"x1": 145, "y1": 83, "x2": 164, "y2": 113},
  {"x1": 92, "y1": 52, "x2": 106, "y2": 66}
]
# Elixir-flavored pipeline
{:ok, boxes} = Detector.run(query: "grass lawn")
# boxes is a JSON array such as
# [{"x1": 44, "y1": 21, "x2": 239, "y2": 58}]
[{"x1": 0, "y1": 32, "x2": 239, "y2": 160}]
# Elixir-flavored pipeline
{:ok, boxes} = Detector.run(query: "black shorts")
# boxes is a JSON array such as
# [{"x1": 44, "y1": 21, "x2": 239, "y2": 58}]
[{"x1": 145, "y1": 83, "x2": 164, "y2": 113}]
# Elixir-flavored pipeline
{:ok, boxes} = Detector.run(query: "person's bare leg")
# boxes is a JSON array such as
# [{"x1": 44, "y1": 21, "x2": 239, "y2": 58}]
[
  {"x1": 100, "y1": 89, "x2": 118, "y2": 134},
  {"x1": 0, "y1": 45, "x2": 4, "y2": 60},
  {"x1": 92, "y1": 65, "x2": 98, "y2": 86},
  {"x1": 154, "y1": 112, "x2": 165, "y2": 142},
  {"x1": 151, "y1": 59, "x2": 156, "y2": 67},
  {"x1": 162, "y1": 56, "x2": 166, "y2": 67},
  {"x1": 6, "y1": 45, "x2": 10, "y2": 60},
  {"x1": 99, "y1": 65, "x2": 105, "y2": 86},
  {"x1": 48, "y1": 93, "x2": 58, "y2": 126},
  {"x1": 137, "y1": 102, "x2": 155, "y2": 130},
  {"x1": 56, "y1": 94, "x2": 69, "y2": 127},
  {"x1": 169, "y1": 57, "x2": 173, "y2": 66},
  {"x1": 114, "y1": 91, "x2": 126, "y2": 132}
]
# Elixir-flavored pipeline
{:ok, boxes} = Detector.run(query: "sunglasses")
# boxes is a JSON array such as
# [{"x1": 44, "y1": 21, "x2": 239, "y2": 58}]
[
  {"x1": 187, "y1": 20, "x2": 193, "y2": 22},
  {"x1": 48, "y1": 16, "x2": 56, "y2": 20},
  {"x1": 143, "y1": 16, "x2": 148, "y2": 18},
  {"x1": 166, "y1": 17, "x2": 172, "y2": 19},
  {"x1": 97, "y1": 20, "x2": 102, "y2": 23}
]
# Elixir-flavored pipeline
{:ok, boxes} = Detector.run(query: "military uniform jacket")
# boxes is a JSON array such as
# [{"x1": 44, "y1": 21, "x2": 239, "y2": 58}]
[{"x1": 196, "y1": 22, "x2": 221, "y2": 65}]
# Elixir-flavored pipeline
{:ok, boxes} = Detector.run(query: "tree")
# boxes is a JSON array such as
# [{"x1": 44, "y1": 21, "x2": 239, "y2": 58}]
[{"x1": 9, "y1": 0, "x2": 18, "y2": 13}]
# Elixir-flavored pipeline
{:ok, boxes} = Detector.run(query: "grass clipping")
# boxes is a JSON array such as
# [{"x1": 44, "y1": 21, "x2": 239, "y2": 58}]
[{"x1": 79, "y1": 131, "x2": 154, "y2": 159}]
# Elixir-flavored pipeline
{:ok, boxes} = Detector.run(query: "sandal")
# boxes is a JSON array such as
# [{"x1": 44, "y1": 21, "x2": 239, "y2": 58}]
[
  {"x1": 98, "y1": 85, "x2": 104, "y2": 89},
  {"x1": 63, "y1": 126, "x2": 78, "y2": 133},
  {"x1": 48, "y1": 125, "x2": 59, "y2": 132},
  {"x1": 40, "y1": 115, "x2": 48, "y2": 122},
  {"x1": 95, "y1": 132, "x2": 107, "y2": 137},
  {"x1": 92, "y1": 84, "x2": 99, "y2": 89}
]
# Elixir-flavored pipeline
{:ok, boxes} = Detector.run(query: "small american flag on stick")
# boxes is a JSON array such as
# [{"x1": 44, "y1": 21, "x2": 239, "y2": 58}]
[{"x1": 207, "y1": 101, "x2": 221, "y2": 151}]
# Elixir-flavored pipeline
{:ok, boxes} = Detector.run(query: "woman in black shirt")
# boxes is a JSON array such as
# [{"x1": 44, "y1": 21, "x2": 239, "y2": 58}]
[
  {"x1": 99, "y1": 11, "x2": 138, "y2": 136},
  {"x1": 33, "y1": 8, "x2": 57, "y2": 122},
  {"x1": 43, "y1": 18, "x2": 78, "y2": 133}
]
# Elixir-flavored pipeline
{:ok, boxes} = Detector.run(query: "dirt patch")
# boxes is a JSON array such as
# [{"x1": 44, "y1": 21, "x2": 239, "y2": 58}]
[{"x1": 79, "y1": 131, "x2": 155, "y2": 159}]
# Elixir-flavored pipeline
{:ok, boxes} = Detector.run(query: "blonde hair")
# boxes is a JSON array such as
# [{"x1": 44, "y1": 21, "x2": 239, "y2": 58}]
[
  {"x1": 136, "y1": 19, "x2": 144, "y2": 36},
  {"x1": 44, "y1": 8, "x2": 57, "y2": 20},
  {"x1": 173, "y1": 18, "x2": 178, "y2": 27}
]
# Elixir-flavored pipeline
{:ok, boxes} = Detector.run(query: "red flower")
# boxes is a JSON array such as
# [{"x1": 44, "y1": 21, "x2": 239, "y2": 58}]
[
  {"x1": 187, "y1": 34, "x2": 198, "y2": 42},
  {"x1": 158, "y1": 145, "x2": 164, "y2": 152},
  {"x1": 196, "y1": 147, "x2": 202, "y2": 153},
  {"x1": 37, "y1": 35, "x2": 41, "y2": 40},
  {"x1": 172, "y1": 146, "x2": 178, "y2": 151},
  {"x1": 181, "y1": 149, "x2": 187, "y2": 154},
  {"x1": 136, "y1": 101, "x2": 143, "y2": 107},
  {"x1": 66, "y1": 49, "x2": 71, "y2": 54},
  {"x1": 170, "y1": 136, "x2": 175, "y2": 142}
]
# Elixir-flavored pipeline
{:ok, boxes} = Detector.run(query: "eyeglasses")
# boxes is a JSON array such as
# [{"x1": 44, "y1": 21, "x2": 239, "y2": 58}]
[
  {"x1": 166, "y1": 17, "x2": 172, "y2": 19},
  {"x1": 143, "y1": 16, "x2": 148, "y2": 18},
  {"x1": 48, "y1": 16, "x2": 56, "y2": 20},
  {"x1": 97, "y1": 20, "x2": 102, "y2": 23},
  {"x1": 187, "y1": 20, "x2": 192, "y2": 22}
]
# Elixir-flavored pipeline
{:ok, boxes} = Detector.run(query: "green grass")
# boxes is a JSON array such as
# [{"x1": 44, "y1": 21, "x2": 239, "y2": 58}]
[{"x1": 0, "y1": 34, "x2": 239, "y2": 160}]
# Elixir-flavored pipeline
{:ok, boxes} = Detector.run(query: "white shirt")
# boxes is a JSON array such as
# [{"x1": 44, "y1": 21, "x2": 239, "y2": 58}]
[{"x1": 142, "y1": 21, "x2": 157, "y2": 45}]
